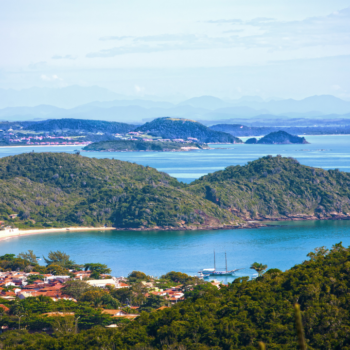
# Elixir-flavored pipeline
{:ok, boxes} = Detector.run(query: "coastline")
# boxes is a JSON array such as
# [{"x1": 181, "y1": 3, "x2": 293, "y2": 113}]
[
  {"x1": 0, "y1": 223, "x2": 264, "y2": 241},
  {"x1": 0, "y1": 145, "x2": 84, "y2": 148},
  {"x1": 0, "y1": 226, "x2": 116, "y2": 241},
  {"x1": 1, "y1": 215, "x2": 350, "y2": 242}
]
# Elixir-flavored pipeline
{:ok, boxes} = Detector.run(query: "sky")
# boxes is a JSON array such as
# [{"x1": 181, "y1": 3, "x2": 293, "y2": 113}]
[{"x1": 1, "y1": 0, "x2": 350, "y2": 100}]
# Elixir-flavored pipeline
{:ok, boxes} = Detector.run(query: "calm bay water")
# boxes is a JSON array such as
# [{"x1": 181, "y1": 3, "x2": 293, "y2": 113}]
[
  {"x1": 0, "y1": 135, "x2": 350, "y2": 280},
  {"x1": 1, "y1": 135, "x2": 349, "y2": 183},
  {"x1": 0, "y1": 221, "x2": 350, "y2": 281}
]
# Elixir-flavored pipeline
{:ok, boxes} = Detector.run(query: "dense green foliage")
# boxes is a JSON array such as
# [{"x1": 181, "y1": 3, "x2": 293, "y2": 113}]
[
  {"x1": 135, "y1": 117, "x2": 242, "y2": 143},
  {"x1": 83, "y1": 140, "x2": 208, "y2": 152},
  {"x1": 1, "y1": 153, "x2": 349, "y2": 228},
  {"x1": 0, "y1": 153, "x2": 236, "y2": 229},
  {"x1": 246, "y1": 131, "x2": 308, "y2": 144},
  {"x1": 189, "y1": 155, "x2": 350, "y2": 220},
  {"x1": 26, "y1": 118, "x2": 136, "y2": 133},
  {"x1": 1, "y1": 243, "x2": 350, "y2": 349}
]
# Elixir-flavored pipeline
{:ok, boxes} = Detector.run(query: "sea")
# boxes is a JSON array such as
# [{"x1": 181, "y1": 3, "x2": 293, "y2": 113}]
[{"x1": 0, "y1": 135, "x2": 350, "y2": 281}]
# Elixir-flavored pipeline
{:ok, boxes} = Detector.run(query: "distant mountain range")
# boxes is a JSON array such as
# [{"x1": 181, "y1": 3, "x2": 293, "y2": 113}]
[{"x1": 1, "y1": 86, "x2": 350, "y2": 124}]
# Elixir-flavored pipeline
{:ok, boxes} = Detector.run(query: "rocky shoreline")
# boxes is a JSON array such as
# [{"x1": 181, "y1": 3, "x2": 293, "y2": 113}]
[{"x1": 2, "y1": 215, "x2": 350, "y2": 241}]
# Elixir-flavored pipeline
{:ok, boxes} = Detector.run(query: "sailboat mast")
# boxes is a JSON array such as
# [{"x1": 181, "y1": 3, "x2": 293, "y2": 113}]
[
  {"x1": 225, "y1": 252, "x2": 227, "y2": 272},
  {"x1": 214, "y1": 250, "x2": 216, "y2": 271}
]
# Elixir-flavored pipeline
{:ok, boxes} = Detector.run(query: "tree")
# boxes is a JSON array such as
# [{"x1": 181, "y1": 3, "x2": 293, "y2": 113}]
[
  {"x1": 0, "y1": 254, "x2": 16, "y2": 261},
  {"x1": 84, "y1": 263, "x2": 111, "y2": 279},
  {"x1": 46, "y1": 264, "x2": 69, "y2": 276},
  {"x1": 80, "y1": 289, "x2": 108, "y2": 304},
  {"x1": 307, "y1": 246, "x2": 329, "y2": 261},
  {"x1": 51, "y1": 315, "x2": 76, "y2": 335},
  {"x1": 62, "y1": 280, "x2": 91, "y2": 300},
  {"x1": 18, "y1": 250, "x2": 38, "y2": 265},
  {"x1": 139, "y1": 294, "x2": 167, "y2": 312},
  {"x1": 128, "y1": 271, "x2": 148, "y2": 280},
  {"x1": 250, "y1": 262, "x2": 268, "y2": 277},
  {"x1": 44, "y1": 251, "x2": 74, "y2": 268}
]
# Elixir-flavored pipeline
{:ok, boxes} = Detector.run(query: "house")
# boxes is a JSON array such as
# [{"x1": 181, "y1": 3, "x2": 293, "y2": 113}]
[
  {"x1": 0, "y1": 304, "x2": 10, "y2": 313},
  {"x1": 156, "y1": 306, "x2": 169, "y2": 311},
  {"x1": 86, "y1": 279, "x2": 119, "y2": 288},
  {"x1": 8, "y1": 214, "x2": 18, "y2": 219},
  {"x1": 116, "y1": 282, "x2": 130, "y2": 289},
  {"x1": 101, "y1": 309, "x2": 139, "y2": 319}
]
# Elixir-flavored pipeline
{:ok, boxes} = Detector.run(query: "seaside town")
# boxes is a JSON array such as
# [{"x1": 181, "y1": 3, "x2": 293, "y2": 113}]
[
  {"x1": 0, "y1": 125, "x2": 200, "y2": 147},
  {"x1": 0, "y1": 250, "x2": 221, "y2": 333}
]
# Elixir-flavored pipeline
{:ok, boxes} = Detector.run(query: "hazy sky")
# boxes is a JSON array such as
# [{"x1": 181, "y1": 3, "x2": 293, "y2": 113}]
[{"x1": 1, "y1": 0, "x2": 350, "y2": 100}]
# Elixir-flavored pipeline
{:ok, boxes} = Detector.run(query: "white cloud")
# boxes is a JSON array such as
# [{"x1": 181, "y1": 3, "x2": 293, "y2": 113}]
[
  {"x1": 87, "y1": 7, "x2": 350, "y2": 58},
  {"x1": 28, "y1": 61, "x2": 47, "y2": 70},
  {"x1": 40, "y1": 74, "x2": 63, "y2": 81},
  {"x1": 135, "y1": 84, "x2": 145, "y2": 93}
]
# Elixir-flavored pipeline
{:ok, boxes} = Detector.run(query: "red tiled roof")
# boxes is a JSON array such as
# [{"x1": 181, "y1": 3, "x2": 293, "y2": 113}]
[{"x1": 0, "y1": 304, "x2": 10, "y2": 312}]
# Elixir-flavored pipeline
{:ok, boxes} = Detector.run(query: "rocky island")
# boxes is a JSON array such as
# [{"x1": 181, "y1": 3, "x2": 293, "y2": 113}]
[
  {"x1": 135, "y1": 117, "x2": 243, "y2": 144},
  {"x1": 246, "y1": 130, "x2": 309, "y2": 144},
  {"x1": 83, "y1": 140, "x2": 209, "y2": 152}
]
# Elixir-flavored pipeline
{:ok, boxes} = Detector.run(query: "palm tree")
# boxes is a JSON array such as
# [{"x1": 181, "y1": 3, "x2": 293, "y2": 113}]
[{"x1": 250, "y1": 262, "x2": 268, "y2": 277}]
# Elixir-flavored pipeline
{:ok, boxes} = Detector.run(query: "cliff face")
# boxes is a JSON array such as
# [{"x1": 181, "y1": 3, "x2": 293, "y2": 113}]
[{"x1": 189, "y1": 155, "x2": 350, "y2": 221}]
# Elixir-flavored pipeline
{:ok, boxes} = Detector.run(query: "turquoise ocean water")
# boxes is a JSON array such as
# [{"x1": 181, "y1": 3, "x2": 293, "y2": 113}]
[{"x1": 0, "y1": 135, "x2": 349, "y2": 281}]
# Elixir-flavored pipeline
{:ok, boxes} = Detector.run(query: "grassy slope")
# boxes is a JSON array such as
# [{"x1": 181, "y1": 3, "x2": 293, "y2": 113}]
[
  {"x1": 0, "y1": 153, "x2": 236, "y2": 229},
  {"x1": 135, "y1": 117, "x2": 242, "y2": 143},
  {"x1": 189, "y1": 155, "x2": 350, "y2": 220}
]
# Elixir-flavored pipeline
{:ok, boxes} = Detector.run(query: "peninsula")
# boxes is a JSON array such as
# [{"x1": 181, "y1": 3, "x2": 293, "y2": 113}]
[
  {"x1": 83, "y1": 140, "x2": 209, "y2": 152},
  {"x1": 0, "y1": 153, "x2": 349, "y2": 233}
]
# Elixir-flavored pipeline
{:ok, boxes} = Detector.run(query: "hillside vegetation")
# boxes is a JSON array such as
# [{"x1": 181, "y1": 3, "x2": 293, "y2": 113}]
[
  {"x1": 248, "y1": 131, "x2": 309, "y2": 144},
  {"x1": 1, "y1": 243, "x2": 350, "y2": 349},
  {"x1": 135, "y1": 117, "x2": 242, "y2": 143},
  {"x1": 0, "y1": 153, "x2": 236, "y2": 229},
  {"x1": 26, "y1": 118, "x2": 136, "y2": 133},
  {"x1": 189, "y1": 155, "x2": 350, "y2": 220},
  {"x1": 83, "y1": 140, "x2": 208, "y2": 152},
  {"x1": 1, "y1": 154, "x2": 349, "y2": 229}
]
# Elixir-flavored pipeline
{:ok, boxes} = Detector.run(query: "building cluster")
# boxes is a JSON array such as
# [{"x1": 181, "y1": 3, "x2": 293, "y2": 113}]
[
  {"x1": 0, "y1": 270, "x2": 130, "y2": 303},
  {"x1": 7, "y1": 135, "x2": 93, "y2": 146},
  {"x1": 114, "y1": 132, "x2": 199, "y2": 144},
  {"x1": 146, "y1": 285, "x2": 185, "y2": 302}
]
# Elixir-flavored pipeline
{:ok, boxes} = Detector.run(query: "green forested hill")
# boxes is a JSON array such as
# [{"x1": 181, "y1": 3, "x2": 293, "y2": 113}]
[
  {"x1": 2, "y1": 243, "x2": 350, "y2": 349},
  {"x1": 1, "y1": 153, "x2": 349, "y2": 229},
  {"x1": 135, "y1": 117, "x2": 242, "y2": 143},
  {"x1": 26, "y1": 118, "x2": 136, "y2": 133},
  {"x1": 83, "y1": 140, "x2": 208, "y2": 152},
  {"x1": 0, "y1": 153, "x2": 236, "y2": 229},
  {"x1": 189, "y1": 155, "x2": 350, "y2": 220}
]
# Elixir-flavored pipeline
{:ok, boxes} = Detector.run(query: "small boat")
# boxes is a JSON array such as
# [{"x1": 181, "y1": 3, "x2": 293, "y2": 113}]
[{"x1": 198, "y1": 251, "x2": 242, "y2": 277}]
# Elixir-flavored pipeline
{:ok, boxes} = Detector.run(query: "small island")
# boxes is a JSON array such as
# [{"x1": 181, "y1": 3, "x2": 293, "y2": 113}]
[
  {"x1": 83, "y1": 140, "x2": 209, "y2": 152},
  {"x1": 245, "y1": 131, "x2": 309, "y2": 144}
]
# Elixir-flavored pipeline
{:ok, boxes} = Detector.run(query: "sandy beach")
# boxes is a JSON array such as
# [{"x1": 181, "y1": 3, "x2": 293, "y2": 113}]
[{"x1": 0, "y1": 226, "x2": 116, "y2": 241}]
